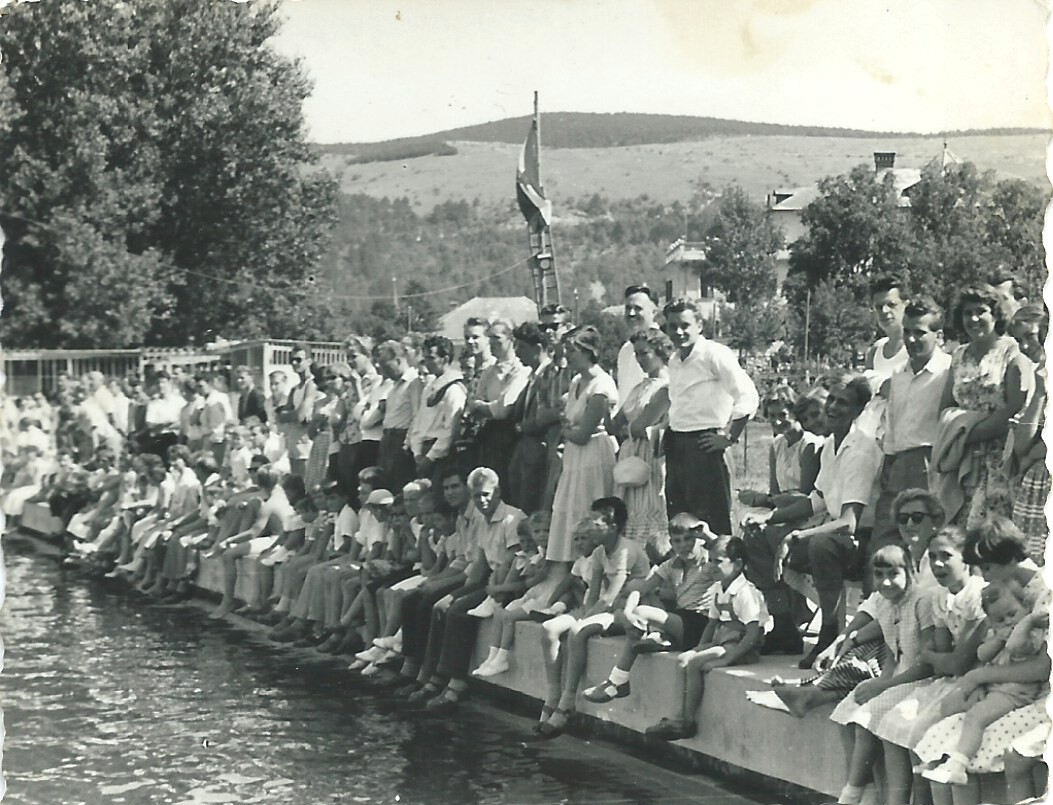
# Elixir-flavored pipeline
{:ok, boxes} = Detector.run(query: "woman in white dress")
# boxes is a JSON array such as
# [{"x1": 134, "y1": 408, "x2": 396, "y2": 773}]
[
  {"x1": 546, "y1": 326, "x2": 619, "y2": 571},
  {"x1": 610, "y1": 328, "x2": 672, "y2": 559}
]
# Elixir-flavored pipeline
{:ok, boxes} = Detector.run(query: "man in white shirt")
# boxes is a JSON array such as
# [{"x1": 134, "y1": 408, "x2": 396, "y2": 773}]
[
  {"x1": 376, "y1": 340, "x2": 423, "y2": 492},
  {"x1": 409, "y1": 335, "x2": 466, "y2": 481},
  {"x1": 664, "y1": 298, "x2": 759, "y2": 535},
  {"x1": 277, "y1": 346, "x2": 317, "y2": 479},
  {"x1": 872, "y1": 296, "x2": 951, "y2": 549},
  {"x1": 617, "y1": 284, "x2": 660, "y2": 407},
  {"x1": 198, "y1": 371, "x2": 234, "y2": 466}
]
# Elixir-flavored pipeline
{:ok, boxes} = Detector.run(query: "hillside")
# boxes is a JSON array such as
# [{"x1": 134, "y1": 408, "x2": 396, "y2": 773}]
[
  {"x1": 317, "y1": 112, "x2": 1049, "y2": 155},
  {"x1": 319, "y1": 132, "x2": 1048, "y2": 213}
]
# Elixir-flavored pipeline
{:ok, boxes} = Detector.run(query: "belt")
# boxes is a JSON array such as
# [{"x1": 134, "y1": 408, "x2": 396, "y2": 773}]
[{"x1": 668, "y1": 428, "x2": 719, "y2": 436}]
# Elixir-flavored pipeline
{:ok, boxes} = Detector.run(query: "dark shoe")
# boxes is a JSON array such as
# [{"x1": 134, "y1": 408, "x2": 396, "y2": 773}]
[
  {"x1": 393, "y1": 681, "x2": 420, "y2": 697},
  {"x1": 269, "y1": 626, "x2": 305, "y2": 644},
  {"x1": 536, "y1": 708, "x2": 571, "y2": 739},
  {"x1": 424, "y1": 692, "x2": 461, "y2": 713},
  {"x1": 335, "y1": 633, "x2": 365, "y2": 656},
  {"x1": 583, "y1": 679, "x2": 631, "y2": 704},
  {"x1": 316, "y1": 634, "x2": 345, "y2": 654},
  {"x1": 646, "y1": 718, "x2": 696, "y2": 741},
  {"x1": 406, "y1": 685, "x2": 440, "y2": 704}
]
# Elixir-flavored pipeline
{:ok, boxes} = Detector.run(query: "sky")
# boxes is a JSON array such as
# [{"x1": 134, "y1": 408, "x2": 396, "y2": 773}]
[{"x1": 272, "y1": 0, "x2": 1052, "y2": 144}]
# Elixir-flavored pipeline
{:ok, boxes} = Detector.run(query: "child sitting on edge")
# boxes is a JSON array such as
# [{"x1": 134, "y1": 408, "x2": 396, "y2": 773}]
[
  {"x1": 919, "y1": 582, "x2": 1049, "y2": 786},
  {"x1": 646, "y1": 536, "x2": 771, "y2": 741},
  {"x1": 468, "y1": 511, "x2": 549, "y2": 618},
  {"x1": 471, "y1": 512, "x2": 554, "y2": 677},
  {"x1": 536, "y1": 499, "x2": 651, "y2": 738},
  {"x1": 583, "y1": 512, "x2": 718, "y2": 703}
]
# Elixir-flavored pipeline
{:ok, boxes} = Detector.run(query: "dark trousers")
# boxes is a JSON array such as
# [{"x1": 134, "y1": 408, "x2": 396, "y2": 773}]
[
  {"x1": 477, "y1": 419, "x2": 519, "y2": 492},
  {"x1": 420, "y1": 585, "x2": 484, "y2": 681},
  {"x1": 399, "y1": 577, "x2": 465, "y2": 665},
  {"x1": 378, "y1": 428, "x2": 414, "y2": 492},
  {"x1": 506, "y1": 435, "x2": 547, "y2": 513},
  {"x1": 665, "y1": 429, "x2": 732, "y2": 534},
  {"x1": 337, "y1": 440, "x2": 379, "y2": 506},
  {"x1": 744, "y1": 521, "x2": 858, "y2": 614},
  {"x1": 436, "y1": 588, "x2": 489, "y2": 681}
]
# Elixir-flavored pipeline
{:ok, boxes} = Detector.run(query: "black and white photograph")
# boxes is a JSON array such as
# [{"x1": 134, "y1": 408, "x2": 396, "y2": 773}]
[{"x1": 0, "y1": 1, "x2": 1049, "y2": 803}]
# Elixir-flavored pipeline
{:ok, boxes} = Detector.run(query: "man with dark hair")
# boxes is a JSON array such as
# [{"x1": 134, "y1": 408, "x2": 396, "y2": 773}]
[
  {"x1": 872, "y1": 295, "x2": 950, "y2": 550},
  {"x1": 375, "y1": 340, "x2": 422, "y2": 492},
  {"x1": 277, "y1": 345, "x2": 317, "y2": 478},
  {"x1": 664, "y1": 297, "x2": 758, "y2": 535},
  {"x1": 618, "y1": 284, "x2": 660, "y2": 407},
  {"x1": 864, "y1": 274, "x2": 909, "y2": 378},
  {"x1": 506, "y1": 321, "x2": 551, "y2": 512},
  {"x1": 409, "y1": 335, "x2": 465, "y2": 480},
  {"x1": 988, "y1": 267, "x2": 1027, "y2": 318},
  {"x1": 535, "y1": 304, "x2": 574, "y2": 509},
  {"x1": 236, "y1": 366, "x2": 268, "y2": 424}
]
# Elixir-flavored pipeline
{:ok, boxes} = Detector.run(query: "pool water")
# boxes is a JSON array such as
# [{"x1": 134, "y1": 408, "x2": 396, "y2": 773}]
[{"x1": 0, "y1": 538, "x2": 765, "y2": 805}]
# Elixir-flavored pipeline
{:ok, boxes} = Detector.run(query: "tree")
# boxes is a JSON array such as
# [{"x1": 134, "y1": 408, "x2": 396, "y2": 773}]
[
  {"x1": 0, "y1": 0, "x2": 337, "y2": 347},
  {"x1": 786, "y1": 165, "x2": 915, "y2": 313},
  {"x1": 721, "y1": 299, "x2": 788, "y2": 354},
  {"x1": 698, "y1": 185, "x2": 784, "y2": 305}
]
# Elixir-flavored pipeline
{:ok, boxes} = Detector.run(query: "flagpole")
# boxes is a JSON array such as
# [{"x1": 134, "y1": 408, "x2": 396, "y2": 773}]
[{"x1": 534, "y1": 91, "x2": 541, "y2": 194}]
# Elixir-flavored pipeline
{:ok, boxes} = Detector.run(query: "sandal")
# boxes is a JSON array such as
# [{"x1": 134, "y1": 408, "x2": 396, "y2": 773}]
[
  {"x1": 583, "y1": 679, "x2": 631, "y2": 703},
  {"x1": 537, "y1": 708, "x2": 572, "y2": 739},
  {"x1": 533, "y1": 704, "x2": 556, "y2": 733}
]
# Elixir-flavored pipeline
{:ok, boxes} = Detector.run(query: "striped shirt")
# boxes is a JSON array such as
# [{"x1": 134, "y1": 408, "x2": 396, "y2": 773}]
[{"x1": 651, "y1": 543, "x2": 721, "y2": 612}]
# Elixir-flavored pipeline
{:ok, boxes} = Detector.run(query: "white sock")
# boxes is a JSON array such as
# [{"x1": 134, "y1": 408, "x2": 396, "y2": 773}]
[
  {"x1": 609, "y1": 667, "x2": 630, "y2": 685},
  {"x1": 493, "y1": 648, "x2": 510, "y2": 664},
  {"x1": 838, "y1": 784, "x2": 864, "y2": 805},
  {"x1": 483, "y1": 646, "x2": 499, "y2": 665}
]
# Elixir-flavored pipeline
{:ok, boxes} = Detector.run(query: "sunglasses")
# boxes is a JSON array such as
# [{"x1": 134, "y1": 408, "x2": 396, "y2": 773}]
[
  {"x1": 896, "y1": 512, "x2": 931, "y2": 525},
  {"x1": 539, "y1": 322, "x2": 563, "y2": 332},
  {"x1": 290, "y1": 356, "x2": 304, "y2": 364}
]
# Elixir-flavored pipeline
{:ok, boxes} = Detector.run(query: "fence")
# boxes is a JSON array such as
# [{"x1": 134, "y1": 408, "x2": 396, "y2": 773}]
[{"x1": 2, "y1": 339, "x2": 345, "y2": 397}]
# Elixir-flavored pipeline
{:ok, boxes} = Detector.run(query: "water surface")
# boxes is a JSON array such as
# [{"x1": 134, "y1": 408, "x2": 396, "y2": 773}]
[{"x1": 1, "y1": 538, "x2": 764, "y2": 805}]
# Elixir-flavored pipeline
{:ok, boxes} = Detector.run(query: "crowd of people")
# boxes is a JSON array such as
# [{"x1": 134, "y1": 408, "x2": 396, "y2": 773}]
[{"x1": 2, "y1": 274, "x2": 1049, "y2": 805}]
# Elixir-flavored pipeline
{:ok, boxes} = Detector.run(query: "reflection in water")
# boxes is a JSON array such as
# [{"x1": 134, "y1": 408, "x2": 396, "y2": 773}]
[{"x1": 1, "y1": 540, "x2": 760, "y2": 805}]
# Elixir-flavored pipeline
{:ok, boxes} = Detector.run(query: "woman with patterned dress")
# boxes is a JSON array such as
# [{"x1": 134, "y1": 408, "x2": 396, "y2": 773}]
[
  {"x1": 940, "y1": 284, "x2": 1032, "y2": 528},
  {"x1": 912, "y1": 519, "x2": 1051, "y2": 805},
  {"x1": 1007, "y1": 303, "x2": 1049, "y2": 564},
  {"x1": 611, "y1": 329, "x2": 672, "y2": 559},
  {"x1": 546, "y1": 327, "x2": 619, "y2": 569}
]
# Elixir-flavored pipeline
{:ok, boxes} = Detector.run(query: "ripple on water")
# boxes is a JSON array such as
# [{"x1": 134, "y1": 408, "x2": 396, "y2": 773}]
[{"x1": 2, "y1": 544, "x2": 763, "y2": 805}]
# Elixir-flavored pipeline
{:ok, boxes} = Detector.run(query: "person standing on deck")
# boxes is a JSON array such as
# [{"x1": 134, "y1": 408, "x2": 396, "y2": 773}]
[
  {"x1": 617, "y1": 284, "x2": 660, "y2": 409},
  {"x1": 664, "y1": 297, "x2": 758, "y2": 535}
]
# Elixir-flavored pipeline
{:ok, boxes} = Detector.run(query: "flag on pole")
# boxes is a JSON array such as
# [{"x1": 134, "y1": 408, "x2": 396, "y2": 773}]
[{"x1": 516, "y1": 113, "x2": 551, "y2": 232}]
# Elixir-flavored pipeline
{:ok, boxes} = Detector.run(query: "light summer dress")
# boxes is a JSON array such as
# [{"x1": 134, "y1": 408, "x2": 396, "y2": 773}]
[{"x1": 547, "y1": 369, "x2": 618, "y2": 563}]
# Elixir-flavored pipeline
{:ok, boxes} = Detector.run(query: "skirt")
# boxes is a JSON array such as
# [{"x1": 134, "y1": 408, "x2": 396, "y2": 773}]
[
  {"x1": 830, "y1": 662, "x2": 913, "y2": 730},
  {"x1": 1013, "y1": 461, "x2": 1050, "y2": 565},
  {"x1": 913, "y1": 701, "x2": 1051, "y2": 773},
  {"x1": 804, "y1": 640, "x2": 886, "y2": 693},
  {"x1": 547, "y1": 434, "x2": 616, "y2": 562},
  {"x1": 873, "y1": 676, "x2": 961, "y2": 748},
  {"x1": 616, "y1": 434, "x2": 669, "y2": 554}
]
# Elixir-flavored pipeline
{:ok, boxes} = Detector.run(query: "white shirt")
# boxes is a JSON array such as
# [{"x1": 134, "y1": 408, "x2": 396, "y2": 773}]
[
  {"x1": 408, "y1": 367, "x2": 466, "y2": 461},
  {"x1": 617, "y1": 339, "x2": 645, "y2": 408},
  {"x1": 667, "y1": 338, "x2": 759, "y2": 431},
  {"x1": 809, "y1": 423, "x2": 883, "y2": 520},
  {"x1": 332, "y1": 504, "x2": 360, "y2": 552},
  {"x1": 883, "y1": 350, "x2": 952, "y2": 454}
]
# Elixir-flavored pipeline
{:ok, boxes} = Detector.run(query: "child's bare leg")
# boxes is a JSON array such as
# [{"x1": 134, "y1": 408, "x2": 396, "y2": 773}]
[
  {"x1": 882, "y1": 740, "x2": 914, "y2": 805},
  {"x1": 773, "y1": 684, "x2": 841, "y2": 718},
  {"x1": 212, "y1": 543, "x2": 251, "y2": 617},
  {"x1": 557, "y1": 622, "x2": 604, "y2": 713},
  {"x1": 841, "y1": 724, "x2": 881, "y2": 800}
]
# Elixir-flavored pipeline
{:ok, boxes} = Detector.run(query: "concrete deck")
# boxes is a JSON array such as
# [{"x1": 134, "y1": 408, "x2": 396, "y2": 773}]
[{"x1": 22, "y1": 500, "x2": 1011, "y2": 804}]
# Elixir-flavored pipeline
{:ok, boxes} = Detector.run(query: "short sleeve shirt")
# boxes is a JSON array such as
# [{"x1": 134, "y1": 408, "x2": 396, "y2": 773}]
[
  {"x1": 590, "y1": 537, "x2": 651, "y2": 606},
  {"x1": 857, "y1": 586, "x2": 933, "y2": 671},
  {"x1": 930, "y1": 575, "x2": 986, "y2": 643},
  {"x1": 651, "y1": 543, "x2": 720, "y2": 612},
  {"x1": 707, "y1": 574, "x2": 772, "y2": 633},
  {"x1": 468, "y1": 500, "x2": 525, "y2": 569},
  {"x1": 809, "y1": 423, "x2": 883, "y2": 519}
]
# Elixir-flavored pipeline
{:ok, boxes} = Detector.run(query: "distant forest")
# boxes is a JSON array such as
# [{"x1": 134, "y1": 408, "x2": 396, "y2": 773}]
[{"x1": 315, "y1": 112, "x2": 1048, "y2": 164}]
